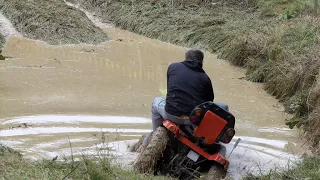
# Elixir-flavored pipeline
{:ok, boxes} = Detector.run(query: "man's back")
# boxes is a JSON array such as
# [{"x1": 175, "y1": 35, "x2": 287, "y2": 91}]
[{"x1": 165, "y1": 60, "x2": 214, "y2": 116}]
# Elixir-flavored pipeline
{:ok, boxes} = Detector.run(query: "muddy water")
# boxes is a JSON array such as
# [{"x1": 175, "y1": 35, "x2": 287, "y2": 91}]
[{"x1": 0, "y1": 28, "x2": 304, "y2": 178}]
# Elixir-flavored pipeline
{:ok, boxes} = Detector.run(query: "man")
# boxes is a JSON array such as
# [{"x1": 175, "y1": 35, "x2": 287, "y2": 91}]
[{"x1": 141, "y1": 49, "x2": 228, "y2": 146}]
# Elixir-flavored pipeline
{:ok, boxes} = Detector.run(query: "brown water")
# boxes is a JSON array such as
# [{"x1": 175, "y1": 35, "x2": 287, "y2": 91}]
[{"x1": 0, "y1": 28, "x2": 304, "y2": 179}]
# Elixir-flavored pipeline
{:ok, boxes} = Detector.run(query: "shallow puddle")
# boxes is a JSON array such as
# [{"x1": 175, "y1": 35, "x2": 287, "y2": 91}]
[{"x1": 0, "y1": 28, "x2": 304, "y2": 179}]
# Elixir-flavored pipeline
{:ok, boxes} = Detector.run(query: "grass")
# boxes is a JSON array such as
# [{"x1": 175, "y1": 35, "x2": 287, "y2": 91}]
[
  {"x1": 68, "y1": 0, "x2": 320, "y2": 154},
  {"x1": 0, "y1": 34, "x2": 4, "y2": 60},
  {"x1": 0, "y1": 0, "x2": 108, "y2": 45},
  {"x1": 258, "y1": 0, "x2": 311, "y2": 17},
  {"x1": 0, "y1": 144, "x2": 170, "y2": 180},
  {"x1": 244, "y1": 156, "x2": 320, "y2": 180},
  {"x1": 0, "y1": 34, "x2": 4, "y2": 48}
]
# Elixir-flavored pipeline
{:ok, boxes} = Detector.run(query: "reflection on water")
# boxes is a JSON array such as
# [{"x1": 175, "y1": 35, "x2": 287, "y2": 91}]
[{"x1": 0, "y1": 28, "x2": 305, "y2": 179}]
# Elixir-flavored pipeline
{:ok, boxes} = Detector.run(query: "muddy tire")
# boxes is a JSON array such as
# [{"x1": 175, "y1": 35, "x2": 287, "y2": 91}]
[
  {"x1": 128, "y1": 134, "x2": 146, "y2": 152},
  {"x1": 203, "y1": 145, "x2": 227, "y2": 180},
  {"x1": 133, "y1": 126, "x2": 169, "y2": 174},
  {"x1": 205, "y1": 164, "x2": 227, "y2": 180}
]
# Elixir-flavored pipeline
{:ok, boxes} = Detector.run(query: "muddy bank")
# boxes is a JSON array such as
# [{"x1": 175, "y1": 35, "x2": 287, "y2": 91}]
[
  {"x1": 67, "y1": 0, "x2": 320, "y2": 153},
  {"x1": 0, "y1": 0, "x2": 108, "y2": 45}
]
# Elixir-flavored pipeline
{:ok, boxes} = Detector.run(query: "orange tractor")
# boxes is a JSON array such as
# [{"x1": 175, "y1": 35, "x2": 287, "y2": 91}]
[{"x1": 134, "y1": 102, "x2": 236, "y2": 179}]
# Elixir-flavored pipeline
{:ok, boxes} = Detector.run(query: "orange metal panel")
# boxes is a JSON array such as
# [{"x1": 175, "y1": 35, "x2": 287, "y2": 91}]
[
  {"x1": 162, "y1": 120, "x2": 229, "y2": 169},
  {"x1": 194, "y1": 111, "x2": 228, "y2": 144}
]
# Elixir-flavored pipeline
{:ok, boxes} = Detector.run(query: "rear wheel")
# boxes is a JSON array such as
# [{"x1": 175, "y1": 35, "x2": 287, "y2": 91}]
[
  {"x1": 133, "y1": 126, "x2": 169, "y2": 174},
  {"x1": 128, "y1": 134, "x2": 146, "y2": 152},
  {"x1": 204, "y1": 144, "x2": 227, "y2": 179},
  {"x1": 205, "y1": 164, "x2": 226, "y2": 180}
]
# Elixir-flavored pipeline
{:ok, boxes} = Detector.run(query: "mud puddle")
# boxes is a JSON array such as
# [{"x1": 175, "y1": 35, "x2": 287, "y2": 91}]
[{"x1": 0, "y1": 25, "x2": 305, "y2": 179}]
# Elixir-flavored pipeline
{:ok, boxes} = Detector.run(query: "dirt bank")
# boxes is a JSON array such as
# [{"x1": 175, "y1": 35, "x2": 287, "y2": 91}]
[
  {"x1": 67, "y1": 0, "x2": 320, "y2": 153},
  {"x1": 0, "y1": 0, "x2": 108, "y2": 45}
]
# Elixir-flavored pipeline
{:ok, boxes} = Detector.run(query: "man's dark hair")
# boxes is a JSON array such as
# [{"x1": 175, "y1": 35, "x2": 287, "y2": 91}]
[{"x1": 185, "y1": 49, "x2": 204, "y2": 62}]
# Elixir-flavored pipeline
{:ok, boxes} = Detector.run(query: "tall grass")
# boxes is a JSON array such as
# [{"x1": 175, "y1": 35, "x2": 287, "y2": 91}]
[
  {"x1": 0, "y1": 34, "x2": 4, "y2": 60},
  {"x1": 0, "y1": 34, "x2": 4, "y2": 48},
  {"x1": 0, "y1": 143, "x2": 169, "y2": 180},
  {"x1": 244, "y1": 156, "x2": 320, "y2": 180},
  {"x1": 0, "y1": 0, "x2": 108, "y2": 44}
]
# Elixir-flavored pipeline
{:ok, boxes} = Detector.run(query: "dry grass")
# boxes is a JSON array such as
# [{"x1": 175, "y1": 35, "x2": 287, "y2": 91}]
[
  {"x1": 0, "y1": 35, "x2": 4, "y2": 60},
  {"x1": 0, "y1": 143, "x2": 170, "y2": 180},
  {"x1": 0, "y1": 34, "x2": 4, "y2": 48},
  {"x1": 0, "y1": 0, "x2": 108, "y2": 44},
  {"x1": 306, "y1": 106, "x2": 320, "y2": 154},
  {"x1": 244, "y1": 156, "x2": 320, "y2": 180}
]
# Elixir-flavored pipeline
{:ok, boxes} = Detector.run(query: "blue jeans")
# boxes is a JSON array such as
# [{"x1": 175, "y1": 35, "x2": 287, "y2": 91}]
[
  {"x1": 143, "y1": 97, "x2": 229, "y2": 146},
  {"x1": 151, "y1": 97, "x2": 229, "y2": 130}
]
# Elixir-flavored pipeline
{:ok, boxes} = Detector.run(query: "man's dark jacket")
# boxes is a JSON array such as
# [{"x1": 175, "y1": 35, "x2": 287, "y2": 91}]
[{"x1": 165, "y1": 59, "x2": 214, "y2": 116}]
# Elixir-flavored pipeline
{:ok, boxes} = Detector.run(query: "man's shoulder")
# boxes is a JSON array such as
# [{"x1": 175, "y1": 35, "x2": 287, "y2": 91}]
[
  {"x1": 169, "y1": 62, "x2": 183, "y2": 66},
  {"x1": 168, "y1": 62, "x2": 184, "y2": 69}
]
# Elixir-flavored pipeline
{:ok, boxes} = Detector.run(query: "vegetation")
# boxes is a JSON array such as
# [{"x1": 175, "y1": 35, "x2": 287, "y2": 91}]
[
  {"x1": 0, "y1": 145, "x2": 170, "y2": 180},
  {"x1": 0, "y1": 0, "x2": 108, "y2": 45},
  {"x1": 68, "y1": 0, "x2": 320, "y2": 154},
  {"x1": 0, "y1": 34, "x2": 4, "y2": 60},
  {"x1": 0, "y1": 34, "x2": 4, "y2": 48},
  {"x1": 245, "y1": 156, "x2": 320, "y2": 180}
]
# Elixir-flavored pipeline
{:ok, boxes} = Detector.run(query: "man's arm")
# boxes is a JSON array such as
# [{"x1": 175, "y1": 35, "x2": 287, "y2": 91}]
[
  {"x1": 167, "y1": 64, "x2": 171, "y2": 90},
  {"x1": 206, "y1": 78, "x2": 214, "y2": 102}
]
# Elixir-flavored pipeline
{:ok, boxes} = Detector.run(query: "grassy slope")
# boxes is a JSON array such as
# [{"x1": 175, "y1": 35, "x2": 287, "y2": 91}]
[
  {"x1": 0, "y1": 0, "x2": 108, "y2": 44},
  {"x1": 0, "y1": 145, "x2": 169, "y2": 180},
  {"x1": 245, "y1": 156, "x2": 320, "y2": 180},
  {"x1": 69, "y1": 0, "x2": 320, "y2": 153}
]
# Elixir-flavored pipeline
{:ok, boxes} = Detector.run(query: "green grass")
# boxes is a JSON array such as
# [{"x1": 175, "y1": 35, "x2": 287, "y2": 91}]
[
  {"x1": 0, "y1": 145, "x2": 170, "y2": 180},
  {"x1": 244, "y1": 156, "x2": 320, "y2": 180},
  {"x1": 0, "y1": 0, "x2": 108, "y2": 45}
]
